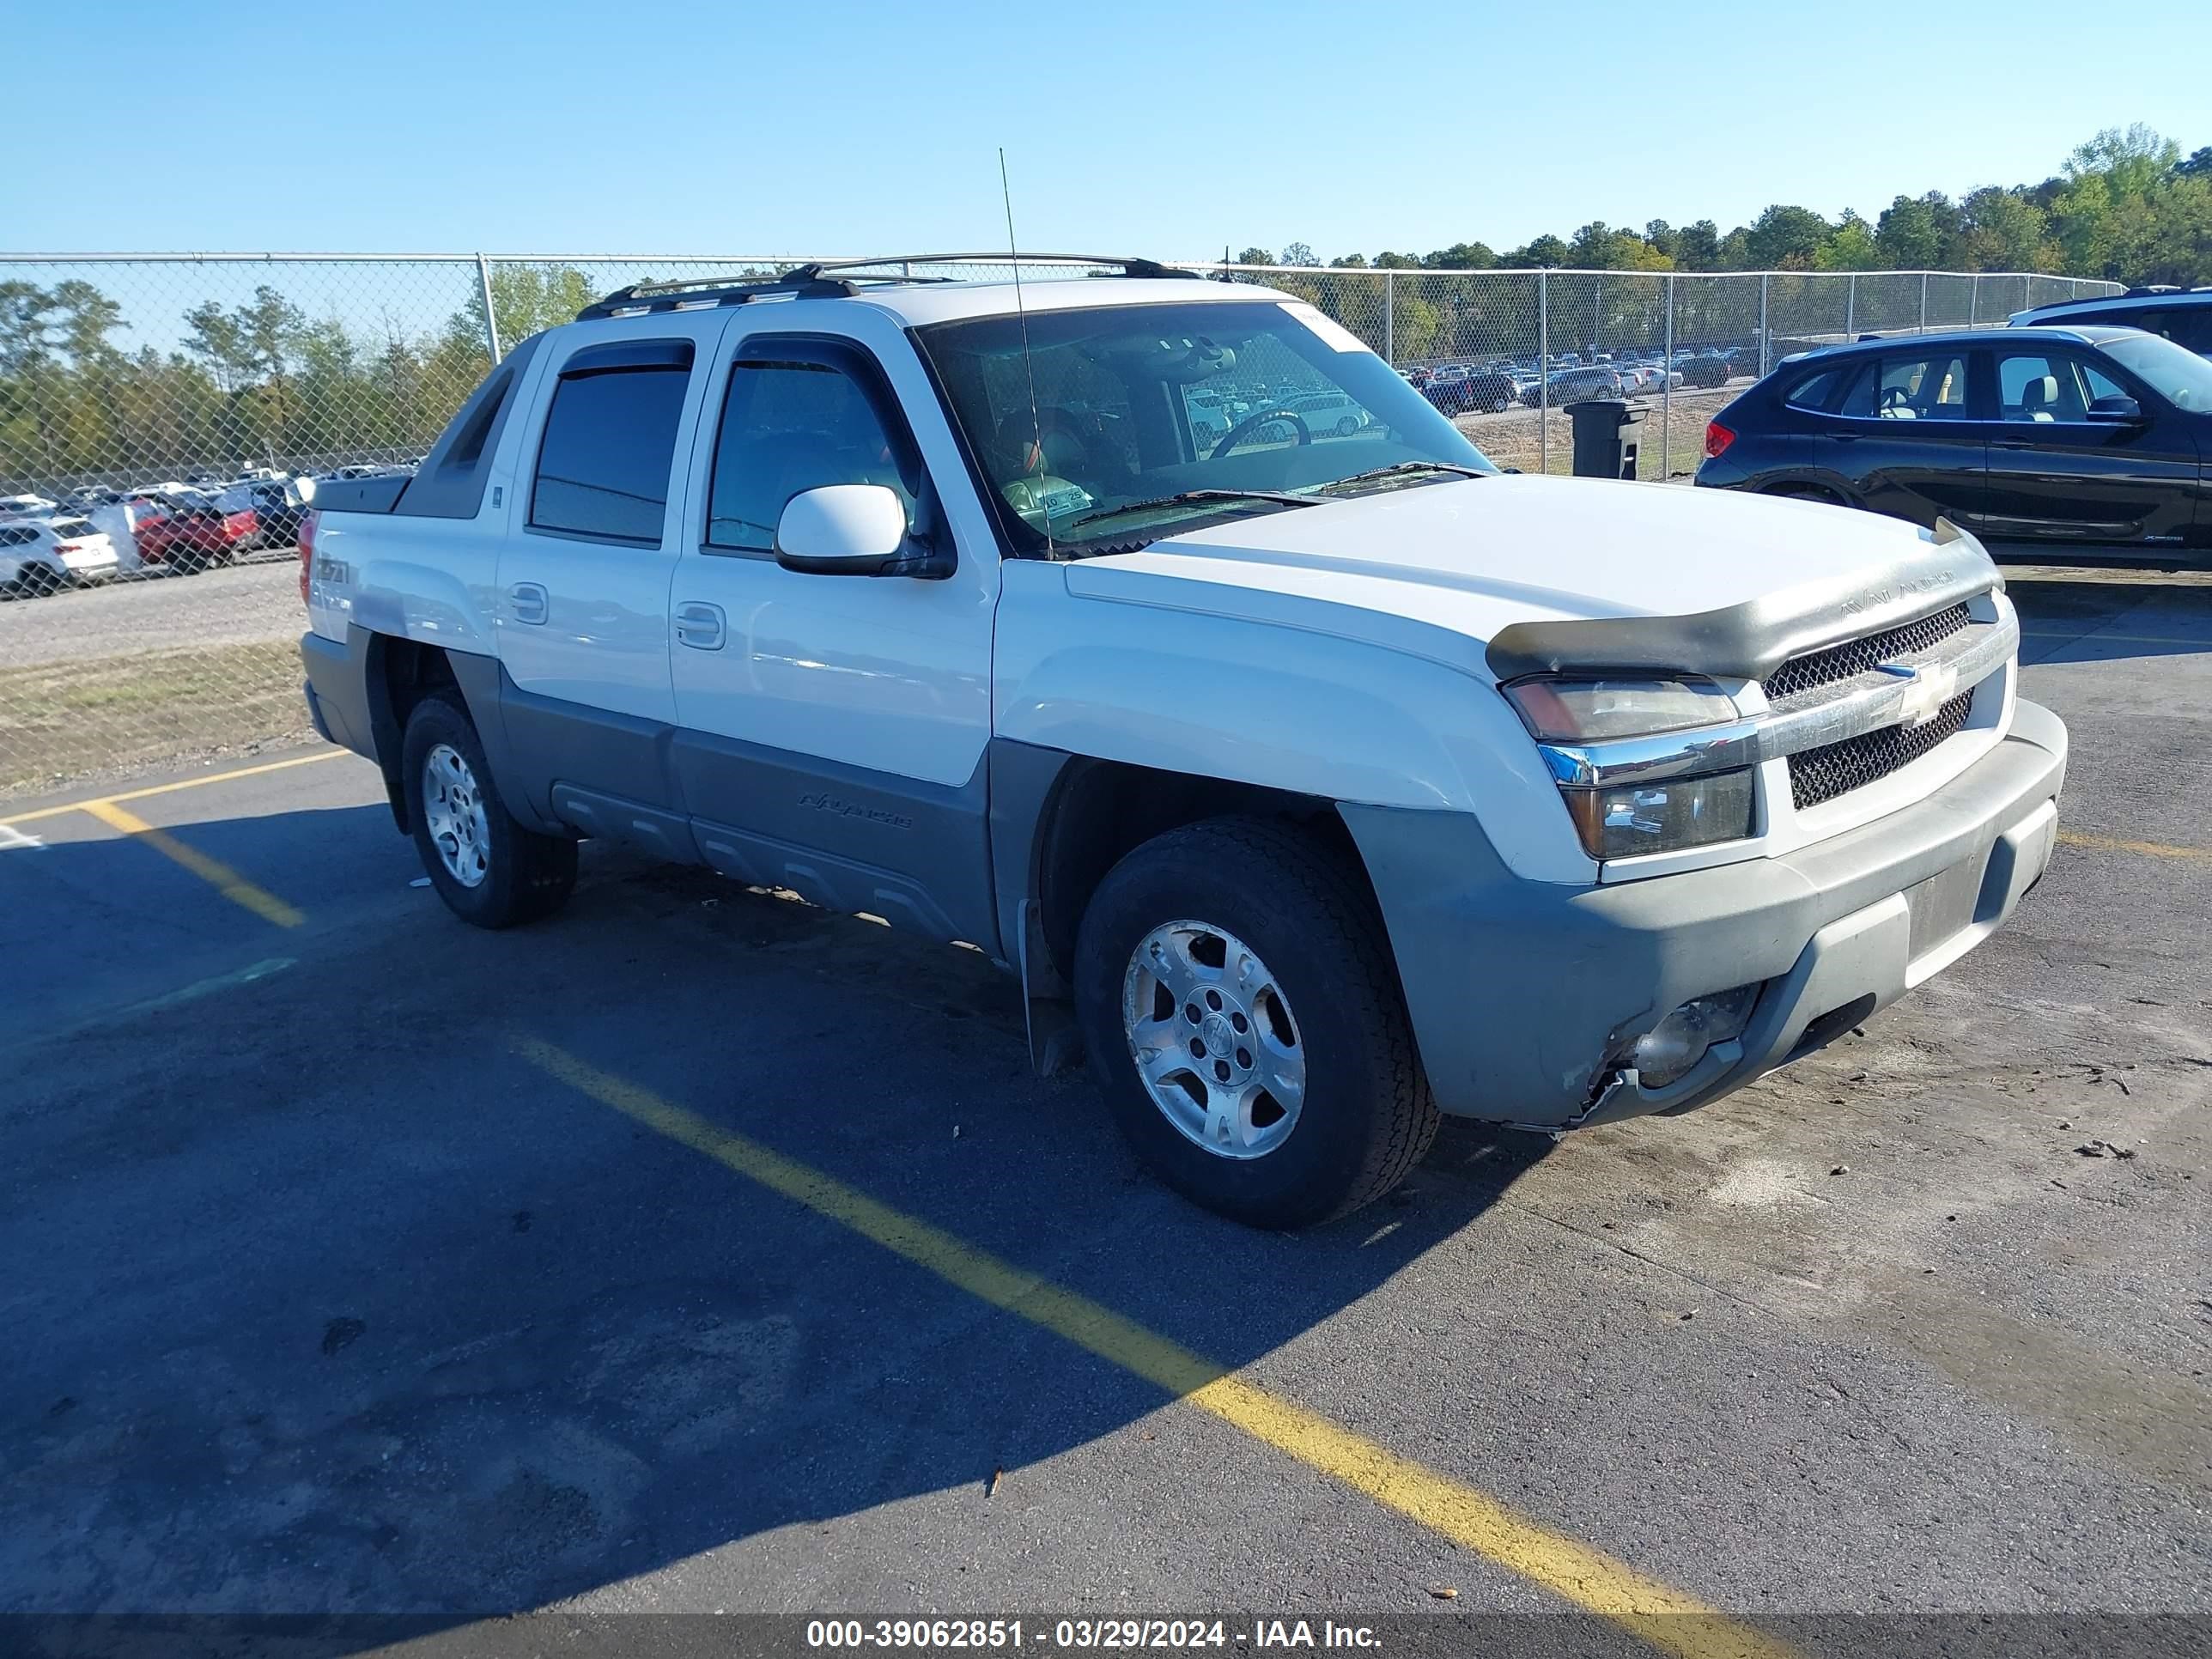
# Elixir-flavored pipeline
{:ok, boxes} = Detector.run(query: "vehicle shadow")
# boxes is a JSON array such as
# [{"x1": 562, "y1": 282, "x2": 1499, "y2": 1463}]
[
  {"x1": 0, "y1": 804, "x2": 1557, "y2": 1638},
  {"x1": 2007, "y1": 576, "x2": 2212, "y2": 666}
]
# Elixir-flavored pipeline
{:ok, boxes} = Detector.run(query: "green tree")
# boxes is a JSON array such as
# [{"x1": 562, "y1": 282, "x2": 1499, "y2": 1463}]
[
  {"x1": 1744, "y1": 204, "x2": 1832, "y2": 269},
  {"x1": 1951, "y1": 186, "x2": 2053, "y2": 271},
  {"x1": 1279, "y1": 241, "x2": 1317, "y2": 267},
  {"x1": 1875, "y1": 192, "x2": 1955, "y2": 268},
  {"x1": 1672, "y1": 221, "x2": 1721, "y2": 270},
  {"x1": 1234, "y1": 246, "x2": 1274, "y2": 267},
  {"x1": 1814, "y1": 211, "x2": 1883, "y2": 270}
]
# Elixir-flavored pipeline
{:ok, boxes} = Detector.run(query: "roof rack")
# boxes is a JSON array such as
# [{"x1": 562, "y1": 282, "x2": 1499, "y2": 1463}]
[
  {"x1": 576, "y1": 252, "x2": 1190, "y2": 321},
  {"x1": 783, "y1": 252, "x2": 1188, "y2": 280}
]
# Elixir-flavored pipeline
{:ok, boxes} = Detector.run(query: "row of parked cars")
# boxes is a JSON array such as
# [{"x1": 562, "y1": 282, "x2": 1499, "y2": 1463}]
[
  {"x1": 1405, "y1": 344, "x2": 1761, "y2": 414},
  {"x1": 0, "y1": 459, "x2": 419, "y2": 599}
]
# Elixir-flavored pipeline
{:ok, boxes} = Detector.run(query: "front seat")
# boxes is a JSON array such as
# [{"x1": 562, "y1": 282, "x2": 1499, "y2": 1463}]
[{"x1": 2016, "y1": 375, "x2": 2059, "y2": 422}]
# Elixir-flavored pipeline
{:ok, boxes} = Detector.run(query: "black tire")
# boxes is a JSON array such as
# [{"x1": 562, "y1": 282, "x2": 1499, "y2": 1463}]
[
  {"x1": 401, "y1": 690, "x2": 577, "y2": 929},
  {"x1": 16, "y1": 562, "x2": 62, "y2": 598},
  {"x1": 1073, "y1": 816, "x2": 1438, "y2": 1229}
]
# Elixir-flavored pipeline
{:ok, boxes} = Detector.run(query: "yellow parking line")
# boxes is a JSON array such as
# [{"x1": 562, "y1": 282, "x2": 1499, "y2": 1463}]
[
  {"x1": 80, "y1": 799, "x2": 305, "y2": 928},
  {"x1": 0, "y1": 750, "x2": 346, "y2": 828},
  {"x1": 2058, "y1": 829, "x2": 2212, "y2": 864},
  {"x1": 518, "y1": 1036, "x2": 1795, "y2": 1659}
]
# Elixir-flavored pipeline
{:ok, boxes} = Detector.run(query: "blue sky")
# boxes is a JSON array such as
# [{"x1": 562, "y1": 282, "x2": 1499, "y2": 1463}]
[{"x1": 10, "y1": 0, "x2": 2208, "y2": 261}]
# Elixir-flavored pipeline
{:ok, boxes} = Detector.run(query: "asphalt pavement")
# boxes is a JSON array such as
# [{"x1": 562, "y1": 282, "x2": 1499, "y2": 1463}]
[{"x1": 1, "y1": 570, "x2": 2207, "y2": 1657}]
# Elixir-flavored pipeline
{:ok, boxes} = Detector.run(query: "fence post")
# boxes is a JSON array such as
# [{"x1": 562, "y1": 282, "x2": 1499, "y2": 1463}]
[
  {"x1": 476, "y1": 254, "x2": 502, "y2": 366},
  {"x1": 1384, "y1": 270, "x2": 1395, "y2": 364},
  {"x1": 1537, "y1": 270, "x2": 1549, "y2": 475},
  {"x1": 1968, "y1": 274, "x2": 1979, "y2": 328},
  {"x1": 1662, "y1": 271, "x2": 1674, "y2": 481},
  {"x1": 1920, "y1": 272, "x2": 1929, "y2": 333},
  {"x1": 1845, "y1": 272, "x2": 1856, "y2": 338},
  {"x1": 1758, "y1": 272, "x2": 1770, "y2": 377}
]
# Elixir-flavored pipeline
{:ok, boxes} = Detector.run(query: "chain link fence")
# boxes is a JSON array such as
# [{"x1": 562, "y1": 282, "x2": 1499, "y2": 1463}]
[{"x1": 0, "y1": 253, "x2": 2119, "y2": 797}]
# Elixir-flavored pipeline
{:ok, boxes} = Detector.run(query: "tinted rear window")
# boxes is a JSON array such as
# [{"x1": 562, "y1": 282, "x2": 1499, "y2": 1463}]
[
  {"x1": 531, "y1": 358, "x2": 693, "y2": 542},
  {"x1": 1784, "y1": 366, "x2": 1844, "y2": 411},
  {"x1": 52, "y1": 519, "x2": 95, "y2": 537}
]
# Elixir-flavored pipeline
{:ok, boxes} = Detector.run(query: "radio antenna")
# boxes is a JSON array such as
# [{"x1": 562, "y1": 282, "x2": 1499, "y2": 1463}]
[{"x1": 1000, "y1": 148, "x2": 1052, "y2": 557}]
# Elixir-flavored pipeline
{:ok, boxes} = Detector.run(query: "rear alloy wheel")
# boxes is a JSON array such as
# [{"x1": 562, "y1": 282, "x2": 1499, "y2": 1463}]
[
  {"x1": 1075, "y1": 816, "x2": 1437, "y2": 1228},
  {"x1": 402, "y1": 690, "x2": 577, "y2": 929},
  {"x1": 16, "y1": 562, "x2": 62, "y2": 598}
]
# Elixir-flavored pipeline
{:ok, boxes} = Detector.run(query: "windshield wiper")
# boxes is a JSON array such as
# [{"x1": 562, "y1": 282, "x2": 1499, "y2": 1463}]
[
  {"x1": 1068, "y1": 488, "x2": 1316, "y2": 531},
  {"x1": 1310, "y1": 461, "x2": 1492, "y2": 495}
]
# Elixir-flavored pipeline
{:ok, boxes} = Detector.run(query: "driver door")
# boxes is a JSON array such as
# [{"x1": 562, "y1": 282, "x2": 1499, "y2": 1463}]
[{"x1": 666, "y1": 302, "x2": 1004, "y2": 947}]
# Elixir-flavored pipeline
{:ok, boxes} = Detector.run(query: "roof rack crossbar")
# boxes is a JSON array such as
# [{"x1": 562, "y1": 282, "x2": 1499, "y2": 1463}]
[{"x1": 577, "y1": 252, "x2": 1192, "y2": 322}]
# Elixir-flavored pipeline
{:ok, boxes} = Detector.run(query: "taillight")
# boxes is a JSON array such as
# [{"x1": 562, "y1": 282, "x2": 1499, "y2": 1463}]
[
  {"x1": 297, "y1": 510, "x2": 319, "y2": 605},
  {"x1": 1704, "y1": 420, "x2": 1736, "y2": 459}
]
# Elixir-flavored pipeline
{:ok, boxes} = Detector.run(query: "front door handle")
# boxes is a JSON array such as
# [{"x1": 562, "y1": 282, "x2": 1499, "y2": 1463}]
[
  {"x1": 674, "y1": 600, "x2": 726, "y2": 651},
  {"x1": 1992, "y1": 439, "x2": 2033, "y2": 450},
  {"x1": 507, "y1": 581, "x2": 548, "y2": 625}
]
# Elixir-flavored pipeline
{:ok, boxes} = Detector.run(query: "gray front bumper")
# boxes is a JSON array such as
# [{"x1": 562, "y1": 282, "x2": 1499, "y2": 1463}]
[{"x1": 1340, "y1": 699, "x2": 2069, "y2": 1129}]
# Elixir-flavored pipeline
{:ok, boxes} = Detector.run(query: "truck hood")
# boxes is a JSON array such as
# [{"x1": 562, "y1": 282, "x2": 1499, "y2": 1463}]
[{"x1": 1060, "y1": 475, "x2": 2000, "y2": 684}]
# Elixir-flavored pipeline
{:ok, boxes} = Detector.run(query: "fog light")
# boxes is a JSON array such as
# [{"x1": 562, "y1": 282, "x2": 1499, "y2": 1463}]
[{"x1": 1631, "y1": 986, "x2": 1759, "y2": 1088}]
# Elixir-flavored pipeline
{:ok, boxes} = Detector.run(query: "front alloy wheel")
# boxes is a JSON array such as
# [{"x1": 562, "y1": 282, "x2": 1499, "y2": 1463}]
[
  {"x1": 421, "y1": 743, "x2": 490, "y2": 888},
  {"x1": 1122, "y1": 921, "x2": 1306, "y2": 1159}
]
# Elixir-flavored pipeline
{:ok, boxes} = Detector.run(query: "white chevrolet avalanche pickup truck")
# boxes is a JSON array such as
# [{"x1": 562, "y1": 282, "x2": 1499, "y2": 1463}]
[{"x1": 299, "y1": 255, "x2": 2067, "y2": 1228}]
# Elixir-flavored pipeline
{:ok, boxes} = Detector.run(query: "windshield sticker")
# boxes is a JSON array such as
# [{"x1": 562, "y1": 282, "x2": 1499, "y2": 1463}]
[{"x1": 1279, "y1": 302, "x2": 1370, "y2": 355}]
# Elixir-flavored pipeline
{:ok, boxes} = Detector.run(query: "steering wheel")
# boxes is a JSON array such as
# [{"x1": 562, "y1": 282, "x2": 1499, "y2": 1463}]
[{"x1": 1210, "y1": 407, "x2": 1311, "y2": 460}]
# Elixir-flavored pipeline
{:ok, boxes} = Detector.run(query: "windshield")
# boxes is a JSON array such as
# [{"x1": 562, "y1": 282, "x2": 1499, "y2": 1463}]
[
  {"x1": 915, "y1": 298, "x2": 1497, "y2": 555},
  {"x1": 2099, "y1": 330, "x2": 2212, "y2": 411}
]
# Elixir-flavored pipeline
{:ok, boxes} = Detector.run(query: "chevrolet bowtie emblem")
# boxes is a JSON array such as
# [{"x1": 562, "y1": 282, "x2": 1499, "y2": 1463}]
[{"x1": 1884, "y1": 661, "x2": 1960, "y2": 727}]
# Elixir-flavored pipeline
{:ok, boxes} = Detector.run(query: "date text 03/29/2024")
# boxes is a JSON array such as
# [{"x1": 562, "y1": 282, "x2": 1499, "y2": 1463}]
[{"x1": 805, "y1": 1620, "x2": 1383, "y2": 1650}]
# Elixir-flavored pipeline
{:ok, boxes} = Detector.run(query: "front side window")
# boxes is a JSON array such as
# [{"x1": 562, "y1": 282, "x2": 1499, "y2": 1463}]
[
  {"x1": 531, "y1": 359, "x2": 692, "y2": 542},
  {"x1": 916, "y1": 299, "x2": 1495, "y2": 556},
  {"x1": 706, "y1": 356, "x2": 915, "y2": 553},
  {"x1": 1838, "y1": 353, "x2": 1972, "y2": 421}
]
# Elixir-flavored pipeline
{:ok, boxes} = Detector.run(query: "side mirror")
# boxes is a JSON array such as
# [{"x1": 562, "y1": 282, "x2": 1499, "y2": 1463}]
[
  {"x1": 2087, "y1": 394, "x2": 2144, "y2": 424},
  {"x1": 774, "y1": 484, "x2": 916, "y2": 576}
]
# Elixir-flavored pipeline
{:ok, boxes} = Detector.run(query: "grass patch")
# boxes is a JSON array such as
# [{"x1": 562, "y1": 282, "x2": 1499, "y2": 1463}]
[{"x1": 0, "y1": 639, "x2": 312, "y2": 797}]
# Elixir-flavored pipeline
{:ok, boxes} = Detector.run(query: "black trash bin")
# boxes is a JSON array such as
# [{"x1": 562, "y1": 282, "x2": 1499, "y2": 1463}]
[{"x1": 1565, "y1": 398, "x2": 1648, "y2": 480}]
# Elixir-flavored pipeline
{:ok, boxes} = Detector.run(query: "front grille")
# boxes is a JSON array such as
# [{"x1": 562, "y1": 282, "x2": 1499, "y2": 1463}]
[
  {"x1": 1763, "y1": 602, "x2": 1972, "y2": 703},
  {"x1": 1786, "y1": 690, "x2": 1972, "y2": 809}
]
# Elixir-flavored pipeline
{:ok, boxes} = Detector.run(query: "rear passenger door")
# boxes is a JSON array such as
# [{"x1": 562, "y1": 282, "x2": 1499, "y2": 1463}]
[
  {"x1": 495, "y1": 313, "x2": 729, "y2": 833},
  {"x1": 1809, "y1": 347, "x2": 1992, "y2": 529},
  {"x1": 665, "y1": 303, "x2": 1003, "y2": 947}
]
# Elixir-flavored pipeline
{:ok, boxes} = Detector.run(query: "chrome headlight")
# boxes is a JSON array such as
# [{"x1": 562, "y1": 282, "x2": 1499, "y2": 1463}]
[
  {"x1": 1503, "y1": 677, "x2": 1740, "y2": 742},
  {"x1": 1502, "y1": 676, "x2": 1755, "y2": 862}
]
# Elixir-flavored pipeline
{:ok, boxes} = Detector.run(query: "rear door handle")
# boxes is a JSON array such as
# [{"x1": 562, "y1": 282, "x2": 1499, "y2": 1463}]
[
  {"x1": 507, "y1": 581, "x2": 548, "y2": 625},
  {"x1": 1992, "y1": 439, "x2": 2033, "y2": 449},
  {"x1": 674, "y1": 600, "x2": 726, "y2": 651}
]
